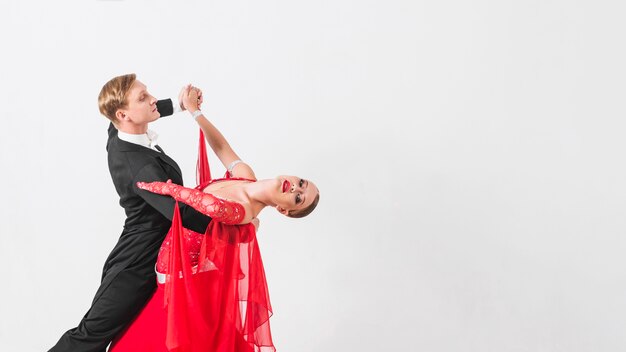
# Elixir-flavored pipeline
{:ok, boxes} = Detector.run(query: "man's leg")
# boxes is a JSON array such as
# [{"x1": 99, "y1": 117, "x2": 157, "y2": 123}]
[{"x1": 48, "y1": 261, "x2": 157, "y2": 352}]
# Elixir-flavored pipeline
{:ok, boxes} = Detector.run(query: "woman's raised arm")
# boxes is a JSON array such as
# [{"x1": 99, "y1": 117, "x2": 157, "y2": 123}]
[{"x1": 183, "y1": 87, "x2": 256, "y2": 180}]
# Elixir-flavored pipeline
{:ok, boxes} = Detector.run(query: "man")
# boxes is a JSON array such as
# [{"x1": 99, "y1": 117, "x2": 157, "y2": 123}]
[{"x1": 49, "y1": 74, "x2": 210, "y2": 351}]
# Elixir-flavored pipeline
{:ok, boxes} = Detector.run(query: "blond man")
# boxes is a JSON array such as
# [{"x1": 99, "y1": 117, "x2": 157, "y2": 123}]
[{"x1": 49, "y1": 74, "x2": 212, "y2": 351}]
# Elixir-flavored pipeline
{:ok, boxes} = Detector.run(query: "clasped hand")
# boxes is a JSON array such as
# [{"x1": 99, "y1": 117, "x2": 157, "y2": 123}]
[{"x1": 178, "y1": 84, "x2": 203, "y2": 112}]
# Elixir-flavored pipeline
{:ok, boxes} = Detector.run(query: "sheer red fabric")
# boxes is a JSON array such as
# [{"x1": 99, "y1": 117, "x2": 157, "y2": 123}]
[
  {"x1": 160, "y1": 203, "x2": 274, "y2": 352},
  {"x1": 110, "y1": 137, "x2": 275, "y2": 352},
  {"x1": 196, "y1": 130, "x2": 211, "y2": 186}
]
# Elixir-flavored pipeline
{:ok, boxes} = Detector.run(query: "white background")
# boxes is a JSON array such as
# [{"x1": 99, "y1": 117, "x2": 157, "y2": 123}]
[{"x1": 1, "y1": 0, "x2": 626, "y2": 351}]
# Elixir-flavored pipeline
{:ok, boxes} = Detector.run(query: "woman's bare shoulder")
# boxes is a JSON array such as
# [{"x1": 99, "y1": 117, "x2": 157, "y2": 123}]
[{"x1": 230, "y1": 162, "x2": 257, "y2": 180}]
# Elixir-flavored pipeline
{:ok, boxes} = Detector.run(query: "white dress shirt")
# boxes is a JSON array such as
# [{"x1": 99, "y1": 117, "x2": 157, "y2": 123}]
[{"x1": 118, "y1": 129, "x2": 162, "y2": 152}]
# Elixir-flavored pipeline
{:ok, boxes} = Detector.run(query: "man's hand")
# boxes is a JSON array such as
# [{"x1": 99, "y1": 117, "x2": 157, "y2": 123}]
[
  {"x1": 178, "y1": 84, "x2": 203, "y2": 111},
  {"x1": 178, "y1": 84, "x2": 190, "y2": 111},
  {"x1": 196, "y1": 86, "x2": 203, "y2": 110}
]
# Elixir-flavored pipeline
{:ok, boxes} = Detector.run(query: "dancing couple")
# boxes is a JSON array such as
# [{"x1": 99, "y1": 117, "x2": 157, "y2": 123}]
[{"x1": 49, "y1": 74, "x2": 320, "y2": 352}]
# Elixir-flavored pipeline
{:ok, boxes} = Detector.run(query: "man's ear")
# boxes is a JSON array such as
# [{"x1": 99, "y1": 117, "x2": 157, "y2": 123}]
[
  {"x1": 276, "y1": 206, "x2": 288, "y2": 216},
  {"x1": 115, "y1": 109, "x2": 128, "y2": 122}
]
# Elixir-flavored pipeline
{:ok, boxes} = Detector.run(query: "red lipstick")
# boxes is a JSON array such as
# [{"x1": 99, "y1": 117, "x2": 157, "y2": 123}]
[{"x1": 282, "y1": 180, "x2": 290, "y2": 193}]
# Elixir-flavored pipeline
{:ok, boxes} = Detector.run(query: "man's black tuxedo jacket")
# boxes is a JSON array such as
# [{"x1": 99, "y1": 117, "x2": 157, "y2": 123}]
[{"x1": 98, "y1": 99, "x2": 211, "y2": 300}]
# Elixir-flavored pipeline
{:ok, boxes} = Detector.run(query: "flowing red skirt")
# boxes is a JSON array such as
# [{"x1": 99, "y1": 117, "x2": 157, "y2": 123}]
[{"x1": 110, "y1": 205, "x2": 275, "y2": 352}]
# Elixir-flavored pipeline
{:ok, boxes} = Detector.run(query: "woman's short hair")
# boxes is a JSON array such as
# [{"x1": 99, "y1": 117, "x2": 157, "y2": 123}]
[
  {"x1": 287, "y1": 192, "x2": 320, "y2": 218},
  {"x1": 98, "y1": 73, "x2": 137, "y2": 124}
]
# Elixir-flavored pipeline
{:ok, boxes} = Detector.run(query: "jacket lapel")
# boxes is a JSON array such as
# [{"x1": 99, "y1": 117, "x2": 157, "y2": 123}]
[
  {"x1": 108, "y1": 126, "x2": 183, "y2": 179},
  {"x1": 154, "y1": 146, "x2": 183, "y2": 179}
]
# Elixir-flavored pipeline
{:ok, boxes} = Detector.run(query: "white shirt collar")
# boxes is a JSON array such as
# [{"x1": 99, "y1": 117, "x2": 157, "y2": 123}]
[{"x1": 117, "y1": 129, "x2": 160, "y2": 151}]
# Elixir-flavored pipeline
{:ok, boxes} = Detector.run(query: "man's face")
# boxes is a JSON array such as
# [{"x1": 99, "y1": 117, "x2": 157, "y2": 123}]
[{"x1": 119, "y1": 80, "x2": 160, "y2": 126}]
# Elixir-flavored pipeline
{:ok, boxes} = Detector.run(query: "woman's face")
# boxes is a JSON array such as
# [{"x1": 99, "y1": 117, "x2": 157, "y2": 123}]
[
  {"x1": 118, "y1": 80, "x2": 160, "y2": 125},
  {"x1": 274, "y1": 175, "x2": 319, "y2": 215}
]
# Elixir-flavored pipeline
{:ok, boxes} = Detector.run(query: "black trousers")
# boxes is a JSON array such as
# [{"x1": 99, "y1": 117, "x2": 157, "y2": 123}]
[{"x1": 48, "y1": 249, "x2": 158, "y2": 352}]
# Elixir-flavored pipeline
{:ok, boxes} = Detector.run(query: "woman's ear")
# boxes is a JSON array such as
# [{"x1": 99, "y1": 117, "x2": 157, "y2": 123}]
[{"x1": 276, "y1": 206, "x2": 288, "y2": 216}]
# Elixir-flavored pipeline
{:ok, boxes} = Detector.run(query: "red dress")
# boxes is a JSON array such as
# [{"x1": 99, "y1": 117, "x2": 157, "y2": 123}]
[{"x1": 109, "y1": 176, "x2": 275, "y2": 352}]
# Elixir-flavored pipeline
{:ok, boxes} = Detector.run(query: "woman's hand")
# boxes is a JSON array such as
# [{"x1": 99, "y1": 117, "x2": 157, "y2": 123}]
[{"x1": 181, "y1": 84, "x2": 201, "y2": 112}]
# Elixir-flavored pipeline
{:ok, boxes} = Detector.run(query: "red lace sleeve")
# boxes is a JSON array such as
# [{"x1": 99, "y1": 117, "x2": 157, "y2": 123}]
[{"x1": 136, "y1": 180, "x2": 245, "y2": 225}]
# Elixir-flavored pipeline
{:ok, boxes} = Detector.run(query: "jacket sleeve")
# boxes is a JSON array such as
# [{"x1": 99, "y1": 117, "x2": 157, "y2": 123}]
[
  {"x1": 157, "y1": 99, "x2": 175, "y2": 118},
  {"x1": 133, "y1": 163, "x2": 212, "y2": 233}
]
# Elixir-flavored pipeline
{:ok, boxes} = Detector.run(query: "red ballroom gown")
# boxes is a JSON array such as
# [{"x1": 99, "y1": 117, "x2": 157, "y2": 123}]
[{"x1": 109, "y1": 176, "x2": 275, "y2": 352}]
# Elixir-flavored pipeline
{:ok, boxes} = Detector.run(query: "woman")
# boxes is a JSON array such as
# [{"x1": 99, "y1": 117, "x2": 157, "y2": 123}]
[{"x1": 109, "y1": 88, "x2": 320, "y2": 352}]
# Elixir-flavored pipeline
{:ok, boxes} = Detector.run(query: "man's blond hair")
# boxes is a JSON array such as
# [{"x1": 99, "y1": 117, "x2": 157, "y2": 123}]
[{"x1": 98, "y1": 73, "x2": 137, "y2": 124}]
